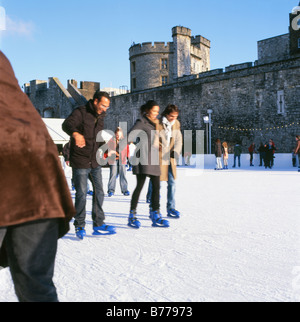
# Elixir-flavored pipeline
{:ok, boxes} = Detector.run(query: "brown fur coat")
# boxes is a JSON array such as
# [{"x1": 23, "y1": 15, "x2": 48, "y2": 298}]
[{"x1": 0, "y1": 51, "x2": 75, "y2": 237}]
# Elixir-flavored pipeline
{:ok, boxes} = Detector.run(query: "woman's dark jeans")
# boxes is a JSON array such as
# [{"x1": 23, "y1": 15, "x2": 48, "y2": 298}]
[{"x1": 131, "y1": 174, "x2": 160, "y2": 212}]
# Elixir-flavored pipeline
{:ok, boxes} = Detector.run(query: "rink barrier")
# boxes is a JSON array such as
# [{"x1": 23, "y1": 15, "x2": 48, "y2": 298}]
[{"x1": 182, "y1": 153, "x2": 298, "y2": 170}]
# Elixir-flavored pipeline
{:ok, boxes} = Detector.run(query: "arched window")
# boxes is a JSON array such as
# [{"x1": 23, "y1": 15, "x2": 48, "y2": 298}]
[{"x1": 43, "y1": 107, "x2": 54, "y2": 118}]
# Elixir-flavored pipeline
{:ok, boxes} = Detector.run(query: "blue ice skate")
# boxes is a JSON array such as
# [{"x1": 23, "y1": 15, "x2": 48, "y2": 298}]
[
  {"x1": 75, "y1": 227, "x2": 86, "y2": 240},
  {"x1": 150, "y1": 210, "x2": 170, "y2": 228},
  {"x1": 128, "y1": 210, "x2": 141, "y2": 229},
  {"x1": 92, "y1": 224, "x2": 116, "y2": 236},
  {"x1": 167, "y1": 209, "x2": 181, "y2": 219}
]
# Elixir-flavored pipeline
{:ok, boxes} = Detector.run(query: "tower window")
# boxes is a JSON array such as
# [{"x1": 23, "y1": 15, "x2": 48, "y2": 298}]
[
  {"x1": 132, "y1": 61, "x2": 136, "y2": 73},
  {"x1": 298, "y1": 38, "x2": 300, "y2": 49},
  {"x1": 132, "y1": 78, "x2": 136, "y2": 89},
  {"x1": 162, "y1": 76, "x2": 168, "y2": 85},
  {"x1": 161, "y1": 59, "x2": 168, "y2": 70},
  {"x1": 277, "y1": 90, "x2": 285, "y2": 115}
]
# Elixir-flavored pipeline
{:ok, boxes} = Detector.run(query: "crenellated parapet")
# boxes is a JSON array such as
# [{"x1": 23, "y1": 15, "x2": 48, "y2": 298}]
[
  {"x1": 172, "y1": 26, "x2": 191, "y2": 37},
  {"x1": 24, "y1": 78, "x2": 100, "y2": 119},
  {"x1": 129, "y1": 42, "x2": 172, "y2": 58},
  {"x1": 191, "y1": 35, "x2": 211, "y2": 49}
]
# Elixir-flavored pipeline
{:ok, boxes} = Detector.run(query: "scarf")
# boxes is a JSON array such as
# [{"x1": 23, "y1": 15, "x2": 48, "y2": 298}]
[{"x1": 162, "y1": 117, "x2": 175, "y2": 147}]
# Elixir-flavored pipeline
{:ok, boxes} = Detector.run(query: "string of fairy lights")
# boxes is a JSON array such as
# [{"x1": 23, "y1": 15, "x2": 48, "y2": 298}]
[{"x1": 217, "y1": 121, "x2": 300, "y2": 133}]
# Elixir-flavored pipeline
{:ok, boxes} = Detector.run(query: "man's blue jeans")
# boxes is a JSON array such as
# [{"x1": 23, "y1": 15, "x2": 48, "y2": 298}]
[
  {"x1": 73, "y1": 166, "x2": 105, "y2": 228},
  {"x1": 147, "y1": 165, "x2": 176, "y2": 211},
  {"x1": 167, "y1": 166, "x2": 176, "y2": 210},
  {"x1": 108, "y1": 161, "x2": 128, "y2": 194},
  {"x1": 0, "y1": 219, "x2": 59, "y2": 302}
]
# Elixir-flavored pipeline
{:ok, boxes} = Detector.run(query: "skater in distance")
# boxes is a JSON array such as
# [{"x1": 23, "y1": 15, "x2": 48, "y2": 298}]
[{"x1": 105, "y1": 127, "x2": 130, "y2": 197}]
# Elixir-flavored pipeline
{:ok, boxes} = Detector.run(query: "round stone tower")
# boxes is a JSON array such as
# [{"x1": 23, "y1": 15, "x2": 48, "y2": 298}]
[
  {"x1": 129, "y1": 26, "x2": 211, "y2": 92},
  {"x1": 129, "y1": 42, "x2": 172, "y2": 92}
]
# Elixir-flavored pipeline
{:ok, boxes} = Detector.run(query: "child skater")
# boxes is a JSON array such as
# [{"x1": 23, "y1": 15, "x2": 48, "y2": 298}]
[
  {"x1": 106, "y1": 127, "x2": 130, "y2": 197},
  {"x1": 222, "y1": 141, "x2": 229, "y2": 170}
]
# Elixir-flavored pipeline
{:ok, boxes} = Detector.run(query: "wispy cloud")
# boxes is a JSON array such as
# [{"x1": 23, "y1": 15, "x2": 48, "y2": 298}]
[
  {"x1": 3, "y1": 15, "x2": 35, "y2": 38},
  {"x1": 0, "y1": 6, "x2": 6, "y2": 31}
]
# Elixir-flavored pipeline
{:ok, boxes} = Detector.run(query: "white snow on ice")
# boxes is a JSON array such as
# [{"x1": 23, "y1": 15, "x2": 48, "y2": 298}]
[{"x1": 0, "y1": 159, "x2": 299, "y2": 302}]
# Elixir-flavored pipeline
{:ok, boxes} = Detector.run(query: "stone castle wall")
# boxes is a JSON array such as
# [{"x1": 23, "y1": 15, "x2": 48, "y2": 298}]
[
  {"x1": 258, "y1": 34, "x2": 291, "y2": 65},
  {"x1": 107, "y1": 56, "x2": 300, "y2": 153},
  {"x1": 24, "y1": 78, "x2": 100, "y2": 118},
  {"x1": 24, "y1": 78, "x2": 76, "y2": 118}
]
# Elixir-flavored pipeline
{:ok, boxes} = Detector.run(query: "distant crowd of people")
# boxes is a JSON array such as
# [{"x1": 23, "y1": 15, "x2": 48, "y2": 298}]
[
  {"x1": 213, "y1": 138, "x2": 291, "y2": 170},
  {"x1": 213, "y1": 136, "x2": 300, "y2": 171}
]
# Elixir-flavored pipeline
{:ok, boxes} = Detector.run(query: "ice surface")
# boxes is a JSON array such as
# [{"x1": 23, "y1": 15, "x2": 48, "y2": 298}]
[{"x1": 0, "y1": 164, "x2": 299, "y2": 302}]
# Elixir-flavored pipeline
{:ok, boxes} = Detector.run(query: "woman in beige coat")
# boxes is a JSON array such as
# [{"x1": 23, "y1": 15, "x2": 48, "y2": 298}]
[{"x1": 147, "y1": 104, "x2": 183, "y2": 218}]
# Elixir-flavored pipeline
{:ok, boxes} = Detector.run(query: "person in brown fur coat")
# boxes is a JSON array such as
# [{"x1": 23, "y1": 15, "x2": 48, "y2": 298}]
[{"x1": 0, "y1": 51, "x2": 75, "y2": 302}]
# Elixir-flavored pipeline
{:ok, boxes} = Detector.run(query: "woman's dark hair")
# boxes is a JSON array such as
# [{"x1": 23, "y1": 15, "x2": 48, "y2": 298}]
[
  {"x1": 140, "y1": 100, "x2": 159, "y2": 116},
  {"x1": 161, "y1": 104, "x2": 179, "y2": 118},
  {"x1": 93, "y1": 90, "x2": 110, "y2": 101}
]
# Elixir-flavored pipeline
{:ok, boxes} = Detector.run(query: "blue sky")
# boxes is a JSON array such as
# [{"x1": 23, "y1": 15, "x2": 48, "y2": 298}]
[{"x1": 0, "y1": 0, "x2": 298, "y2": 90}]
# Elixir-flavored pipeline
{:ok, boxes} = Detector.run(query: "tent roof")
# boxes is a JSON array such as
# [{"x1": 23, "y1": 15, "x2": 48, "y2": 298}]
[{"x1": 42, "y1": 118, "x2": 69, "y2": 144}]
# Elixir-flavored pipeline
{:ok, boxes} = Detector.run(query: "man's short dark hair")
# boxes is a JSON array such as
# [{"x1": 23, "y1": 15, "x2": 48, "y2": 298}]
[
  {"x1": 161, "y1": 104, "x2": 180, "y2": 117},
  {"x1": 93, "y1": 90, "x2": 110, "y2": 101}
]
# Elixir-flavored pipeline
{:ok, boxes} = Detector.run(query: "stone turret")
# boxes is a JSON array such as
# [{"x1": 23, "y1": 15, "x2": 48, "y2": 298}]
[
  {"x1": 129, "y1": 26, "x2": 211, "y2": 92},
  {"x1": 172, "y1": 26, "x2": 192, "y2": 78}
]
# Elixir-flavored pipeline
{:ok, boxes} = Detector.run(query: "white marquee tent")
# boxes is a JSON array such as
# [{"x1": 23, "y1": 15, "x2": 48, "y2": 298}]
[{"x1": 42, "y1": 118, "x2": 69, "y2": 146}]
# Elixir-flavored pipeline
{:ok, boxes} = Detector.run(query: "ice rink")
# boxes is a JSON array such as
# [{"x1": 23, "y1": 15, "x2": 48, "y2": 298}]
[{"x1": 0, "y1": 164, "x2": 299, "y2": 302}]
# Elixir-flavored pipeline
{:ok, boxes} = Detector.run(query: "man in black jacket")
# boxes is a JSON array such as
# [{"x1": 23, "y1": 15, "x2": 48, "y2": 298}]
[{"x1": 62, "y1": 91, "x2": 116, "y2": 239}]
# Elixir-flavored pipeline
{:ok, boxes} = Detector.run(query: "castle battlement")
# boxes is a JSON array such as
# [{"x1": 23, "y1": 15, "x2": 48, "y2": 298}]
[
  {"x1": 191, "y1": 35, "x2": 211, "y2": 48},
  {"x1": 172, "y1": 26, "x2": 191, "y2": 37},
  {"x1": 129, "y1": 41, "x2": 171, "y2": 57},
  {"x1": 25, "y1": 80, "x2": 48, "y2": 93},
  {"x1": 24, "y1": 78, "x2": 100, "y2": 118}
]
